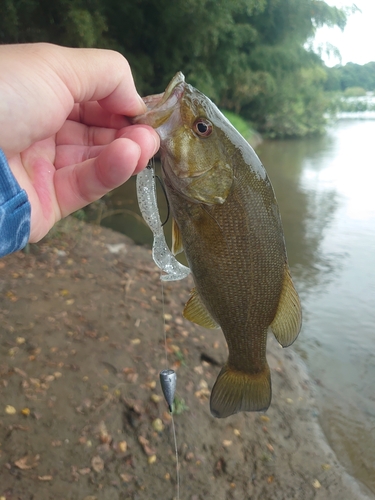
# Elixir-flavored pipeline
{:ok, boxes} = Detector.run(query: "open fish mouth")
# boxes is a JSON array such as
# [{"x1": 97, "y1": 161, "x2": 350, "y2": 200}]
[{"x1": 134, "y1": 72, "x2": 186, "y2": 127}]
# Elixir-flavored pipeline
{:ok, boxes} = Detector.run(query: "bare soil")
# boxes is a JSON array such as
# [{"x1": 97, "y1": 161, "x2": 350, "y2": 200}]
[{"x1": 0, "y1": 218, "x2": 370, "y2": 500}]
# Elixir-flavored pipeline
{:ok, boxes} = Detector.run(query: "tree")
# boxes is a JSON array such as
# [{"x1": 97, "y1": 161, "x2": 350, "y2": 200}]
[{"x1": 0, "y1": 0, "x2": 349, "y2": 137}]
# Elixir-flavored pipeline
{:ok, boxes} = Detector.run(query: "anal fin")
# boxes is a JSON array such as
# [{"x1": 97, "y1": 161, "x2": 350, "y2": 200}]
[
  {"x1": 183, "y1": 288, "x2": 220, "y2": 329},
  {"x1": 270, "y1": 267, "x2": 302, "y2": 347}
]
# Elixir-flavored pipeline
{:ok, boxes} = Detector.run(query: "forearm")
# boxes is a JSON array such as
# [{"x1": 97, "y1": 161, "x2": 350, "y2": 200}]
[{"x1": 0, "y1": 150, "x2": 30, "y2": 257}]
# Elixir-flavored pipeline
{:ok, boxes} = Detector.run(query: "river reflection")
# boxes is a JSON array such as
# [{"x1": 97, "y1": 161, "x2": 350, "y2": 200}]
[{"x1": 96, "y1": 119, "x2": 375, "y2": 494}]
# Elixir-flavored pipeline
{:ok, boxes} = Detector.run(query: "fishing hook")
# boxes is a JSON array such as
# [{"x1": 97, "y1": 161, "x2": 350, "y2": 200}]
[{"x1": 146, "y1": 162, "x2": 170, "y2": 227}]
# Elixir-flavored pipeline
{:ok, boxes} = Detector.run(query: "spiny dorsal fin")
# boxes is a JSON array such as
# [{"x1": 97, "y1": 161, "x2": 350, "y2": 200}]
[
  {"x1": 172, "y1": 218, "x2": 184, "y2": 255},
  {"x1": 270, "y1": 267, "x2": 302, "y2": 347},
  {"x1": 183, "y1": 288, "x2": 220, "y2": 329}
]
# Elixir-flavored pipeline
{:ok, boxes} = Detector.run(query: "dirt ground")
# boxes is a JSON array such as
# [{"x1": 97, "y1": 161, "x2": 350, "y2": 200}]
[{"x1": 0, "y1": 218, "x2": 371, "y2": 500}]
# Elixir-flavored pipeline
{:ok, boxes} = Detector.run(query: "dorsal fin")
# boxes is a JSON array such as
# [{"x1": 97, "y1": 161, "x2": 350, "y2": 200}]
[
  {"x1": 183, "y1": 288, "x2": 220, "y2": 329},
  {"x1": 270, "y1": 267, "x2": 302, "y2": 347}
]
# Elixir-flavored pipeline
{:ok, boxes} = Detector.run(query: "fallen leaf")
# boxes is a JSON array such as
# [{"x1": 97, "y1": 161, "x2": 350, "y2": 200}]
[
  {"x1": 120, "y1": 473, "x2": 133, "y2": 482},
  {"x1": 5, "y1": 405, "x2": 17, "y2": 415},
  {"x1": 98, "y1": 421, "x2": 111, "y2": 444},
  {"x1": 14, "y1": 367, "x2": 27, "y2": 378},
  {"x1": 14, "y1": 455, "x2": 40, "y2": 470},
  {"x1": 117, "y1": 441, "x2": 127, "y2": 453},
  {"x1": 79, "y1": 468, "x2": 91, "y2": 475},
  {"x1": 138, "y1": 436, "x2": 155, "y2": 456},
  {"x1": 313, "y1": 479, "x2": 321, "y2": 489},
  {"x1": 152, "y1": 418, "x2": 164, "y2": 433},
  {"x1": 91, "y1": 455, "x2": 104, "y2": 473}
]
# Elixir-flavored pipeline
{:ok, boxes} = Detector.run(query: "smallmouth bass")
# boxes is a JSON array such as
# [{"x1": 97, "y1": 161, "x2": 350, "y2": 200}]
[{"x1": 135, "y1": 73, "x2": 302, "y2": 418}]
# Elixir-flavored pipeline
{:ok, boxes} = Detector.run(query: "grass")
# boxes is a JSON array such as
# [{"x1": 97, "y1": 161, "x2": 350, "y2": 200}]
[{"x1": 222, "y1": 110, "x2": 260, "y2": 145}]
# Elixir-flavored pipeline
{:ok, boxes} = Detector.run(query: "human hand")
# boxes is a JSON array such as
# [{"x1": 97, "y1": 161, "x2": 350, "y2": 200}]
[{"x1": 0, "y1": 43, "x2": 159, "y2": 243}]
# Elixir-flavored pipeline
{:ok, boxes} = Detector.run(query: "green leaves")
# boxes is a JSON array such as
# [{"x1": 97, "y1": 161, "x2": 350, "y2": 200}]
[{"x1": 0, "y1": 0, "x2": 350, "y2": 138}]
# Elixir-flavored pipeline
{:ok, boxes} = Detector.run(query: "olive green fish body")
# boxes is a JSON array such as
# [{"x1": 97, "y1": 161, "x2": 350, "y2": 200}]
[{"x1": 135, "y1": 73, "x2": 302, "y2": 418}]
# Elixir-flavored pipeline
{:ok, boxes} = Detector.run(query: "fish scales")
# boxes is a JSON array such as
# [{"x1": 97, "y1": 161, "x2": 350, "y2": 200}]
[
  {"x1": 166, "y1": 160, "x2": 285, "y2": 373},
  {"x1": 134, "y1": 72, "x2": 302, "y2": 418}
]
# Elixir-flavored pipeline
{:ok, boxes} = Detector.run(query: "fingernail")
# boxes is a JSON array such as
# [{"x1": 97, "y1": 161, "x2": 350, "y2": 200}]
[
  {"x1": 137, "y1": 94, "x2": 147, "y2": 111},
  {"x1": 152, "y1": 133, "x2": 160, "y2": 155}
]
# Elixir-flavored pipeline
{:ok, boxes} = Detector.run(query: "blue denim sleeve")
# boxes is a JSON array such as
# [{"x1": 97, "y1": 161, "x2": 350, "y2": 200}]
[{"x1": 0, "y1": 149, "x2": 31, "y2": 257}]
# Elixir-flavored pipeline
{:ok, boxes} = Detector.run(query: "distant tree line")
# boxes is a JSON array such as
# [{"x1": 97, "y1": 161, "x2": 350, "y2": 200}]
[
  {"x1": 325, "y1": 62, "x2": 375, "y2": 92},
  {"x1": 1, "y1": 0, "x2": 348, "y2": 138}
]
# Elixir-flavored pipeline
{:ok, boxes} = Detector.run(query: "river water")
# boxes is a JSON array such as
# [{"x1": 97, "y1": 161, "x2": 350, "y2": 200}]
[
  {"x1": 98, "y1": 118, "x2": 375, "y2": 494},
  {"x1": 257, "y1": 119, "x2": 375, "y2": 494}
]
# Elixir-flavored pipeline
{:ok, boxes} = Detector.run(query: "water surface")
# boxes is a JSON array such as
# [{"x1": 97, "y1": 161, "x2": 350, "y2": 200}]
[{"x1": 257, "y1": 119, "x2": 375, "y2": 494}]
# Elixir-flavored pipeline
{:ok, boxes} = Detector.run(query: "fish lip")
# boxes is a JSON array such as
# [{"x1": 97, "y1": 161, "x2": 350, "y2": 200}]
[
  {"x1": 160, "y1": 71, "x2": 185, "y2": 105},
  {"x1": 133, "y1": 72, "x2": 185, "y2": 126}
]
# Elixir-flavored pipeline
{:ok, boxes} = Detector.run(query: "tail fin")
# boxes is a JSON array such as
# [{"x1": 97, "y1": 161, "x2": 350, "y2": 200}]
[{"x1": 210, "y1": 364, "x2": 271, "y2": 418}]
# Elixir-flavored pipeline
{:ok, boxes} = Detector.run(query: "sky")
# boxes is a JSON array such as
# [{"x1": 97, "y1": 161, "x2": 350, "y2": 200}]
[{"x1": 313, "y1": 0, "x2": 375, "y2": 66}]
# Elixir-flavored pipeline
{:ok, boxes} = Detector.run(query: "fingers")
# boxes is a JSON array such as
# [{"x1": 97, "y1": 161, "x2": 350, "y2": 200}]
[
  {"x1": 55, "y1": 129, "x2": 159, "y2": 218},
  {"x1": 53, "y1": 44, "x2": 147, "y2": 116},
  {"x1": 55, "y1": 124, "x2": 159, "y2": 168},
  {"x1": 67, "y1": 102, "x2": 131, "y2": 129},
  {"x1": 56, "y1": 120, "x2": 118, "y2": 148},
  {"x1": 0, "y1": 43, "x2": 147, "y2": 156}
]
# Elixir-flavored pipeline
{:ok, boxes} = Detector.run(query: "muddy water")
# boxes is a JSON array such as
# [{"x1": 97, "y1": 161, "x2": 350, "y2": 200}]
[{"x1": 97, "y1": 119, "x2": 375, "y2": 494}]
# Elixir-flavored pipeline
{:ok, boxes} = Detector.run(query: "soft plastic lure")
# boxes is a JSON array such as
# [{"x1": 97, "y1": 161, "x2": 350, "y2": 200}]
[{"x1": 136, "y1": 165, "x2": 190, "y2": 281}]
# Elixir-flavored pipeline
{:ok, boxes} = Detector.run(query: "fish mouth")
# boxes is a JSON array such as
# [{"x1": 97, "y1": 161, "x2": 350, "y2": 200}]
[{"x1": 133, "y1": 72, "x2": 185, "y2": 128}]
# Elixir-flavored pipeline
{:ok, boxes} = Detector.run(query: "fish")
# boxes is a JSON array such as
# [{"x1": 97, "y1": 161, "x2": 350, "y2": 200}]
[{"x1": 134, "y1": 72, "x2": 302, "y2": 418}]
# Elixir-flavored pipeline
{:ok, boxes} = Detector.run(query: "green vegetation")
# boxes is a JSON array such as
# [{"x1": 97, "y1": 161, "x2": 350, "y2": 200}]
[
  {"x1": 172, "y1": 395, "x2": 189, "y2": 415},
  {"x1": 325, "y1": 62, "x2": 375, "y2": 92},
  {"x1": 222, "y1": 110, "x2": 256, "y2": 142},
  {"x1": 1, "y1": 0, "x2": 351, "y2": 138}
]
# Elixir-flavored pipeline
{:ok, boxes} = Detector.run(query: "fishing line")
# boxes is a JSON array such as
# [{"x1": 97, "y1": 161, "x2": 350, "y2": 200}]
[
  {"x1": 160, "y1": 279, "x2": 180, "y2": 500},
  {"x1": 139, "y1": 157, "x2": 181, "y2": 498},
  {"x1": 155, "y1": 175, "x2": 170, "y2": 227}
]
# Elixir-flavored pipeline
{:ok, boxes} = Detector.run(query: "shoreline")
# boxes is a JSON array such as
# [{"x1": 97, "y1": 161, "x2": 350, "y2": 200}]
[{"x1": 0, "y1": 218, "x2": 372, "y2": 499}]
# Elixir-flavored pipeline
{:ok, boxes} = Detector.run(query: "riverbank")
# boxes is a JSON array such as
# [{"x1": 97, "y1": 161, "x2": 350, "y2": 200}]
[{"x1": 0, "y1": 219, "x2": 371, "y2": 499}]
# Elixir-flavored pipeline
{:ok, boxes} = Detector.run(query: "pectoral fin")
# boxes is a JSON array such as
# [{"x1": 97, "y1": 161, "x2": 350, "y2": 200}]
[
  {"x1": 183, "y1": 288, "x2": 220, "y2": 329},
  {"x1": 172, "y1": 218, "x2": 184, "y2": 255},
  {"x1": 270, "y1": 267, "x2": 302, "y2": 347}
]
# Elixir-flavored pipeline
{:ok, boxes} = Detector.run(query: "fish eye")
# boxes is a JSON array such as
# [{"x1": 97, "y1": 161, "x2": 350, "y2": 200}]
[{"x1": 193, "y1": 118, "x2": 213, "y2": 137}]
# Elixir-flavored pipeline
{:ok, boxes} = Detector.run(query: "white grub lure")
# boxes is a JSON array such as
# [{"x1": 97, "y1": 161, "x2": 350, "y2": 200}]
[
  {"x1": 159, "y1": 369, "x2": 177, "y2": 412},
  {"x1": 136, "y1": 165, "x2": 190, "y2": 281}
]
